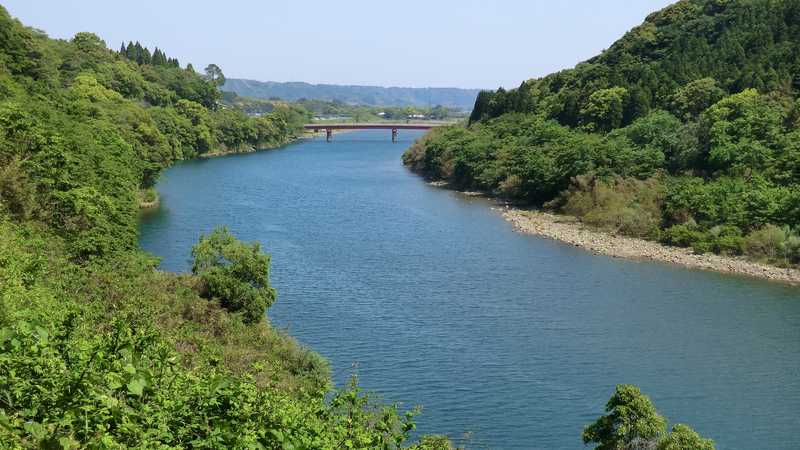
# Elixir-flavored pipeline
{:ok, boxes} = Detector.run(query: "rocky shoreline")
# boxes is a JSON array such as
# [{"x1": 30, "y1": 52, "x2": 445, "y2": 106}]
[
  {"x1": 425, "y1": 180, "x2": 800, "y2": 285},
  {"x1": 500, "y1": 208, "x2": 800, "y2": 285}
]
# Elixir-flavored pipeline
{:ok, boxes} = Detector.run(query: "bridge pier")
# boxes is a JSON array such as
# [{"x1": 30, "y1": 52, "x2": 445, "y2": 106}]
[
  {"x1": 326, "y1": 129, "x2": 332, "y2": 142},
  {"x1": 392, "y1": 128, "x2": 398, "y2": 143}
]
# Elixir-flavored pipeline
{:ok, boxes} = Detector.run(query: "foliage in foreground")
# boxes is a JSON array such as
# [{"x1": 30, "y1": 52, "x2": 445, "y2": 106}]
[
  {"x1": 192, "y1": 227, "x2": 277, "y2": 324},
  {"x1": 583, "y1": 385, "x2": 715, "y2": 450},
  {"x1": 0, "y1": 217, "x2": 449, "y2": 448}
]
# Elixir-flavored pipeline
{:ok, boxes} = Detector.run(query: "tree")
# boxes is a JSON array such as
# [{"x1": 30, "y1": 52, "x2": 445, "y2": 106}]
[
  {"x1": 204, "y1": 63, "x2": 225, "y2": 86},
  {"x1": 125, "y1": 41, "x2": 135, "y2": 60},
  {"x1": 669, "y1": 78, "x2": 725, "y2": 120},
  {"x1": 700, "y1": 89, "x2": 787, "y2": 176},
  {"x1": 581, "y1": 87, "x2": 629, "y2": 132},
  {"x1": 582, "y1": 385, "x2": 667, "y2": 450},
  {"x1": 191, "y1": 227, "x2": 276, "y2": 324},
  {"x1": 133, "y1": 41, "x2": 144, "y2": 64},
  {"x1": 656, "y1": 424, "x2": 715, "y2": 450},
  {"x1": 72, "y1": 32, "x2": 106, "y2": 53},
  {"x1": 152, "y1": 47, "x2": 166, "y2": 66}
]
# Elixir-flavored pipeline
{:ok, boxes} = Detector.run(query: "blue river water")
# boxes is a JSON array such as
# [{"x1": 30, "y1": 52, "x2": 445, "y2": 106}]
[{"x1": 139, "y1": 130, "x2": 800, "y2": 449}]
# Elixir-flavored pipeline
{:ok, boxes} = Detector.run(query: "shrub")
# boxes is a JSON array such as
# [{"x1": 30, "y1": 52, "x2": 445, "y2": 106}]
[
  {"x1": 0, "y1": 156, "x2": 36, "y2": 219},
  {"x1": 657, "y1": 424, "x2": 716, "y2": 450},
  {"x1": 661, "y1": 223, "x2": 705, "y2": 248},
  {"x1": 744, "y1": 225, "x2": 788, "y2": 260},
  {"x1": 707, "y1": 225, "x2": 744, "y2": 256},
  {"x1": 558, "y1": 175, "x2": 664, "y2": 238},
  {"x1": 714, "y1": 235, "x2": 745, "y2": 256},
  {"x1": 191, "y1": 227, "x2": 276, "y2": 324},
  {"x1": 743, "y1": 225, "x2": 800, "y2": 265}
]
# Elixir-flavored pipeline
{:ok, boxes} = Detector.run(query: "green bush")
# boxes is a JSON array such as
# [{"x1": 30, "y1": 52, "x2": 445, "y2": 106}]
[
  {"x1": 558, "y1": 174, "x2": 664, "y2": 238},
  {"x1": 661, "y1": 224, "x2": 705, "y2": 248},
  {"x1": 744, "y1": 225, "x2": 788, "y2": 260},
  {"x1": 191, "y1": 227, "x2": 277, "y2": 324},
  {"x1": 657, "y1": 424, "x2": 715, "y2": 450},
  {"x1": 743, "y1": 225, "x2": 800, "y2": 264},
  {"x1": 706, "y1": 225, "x2": 744, "y2": 256}
]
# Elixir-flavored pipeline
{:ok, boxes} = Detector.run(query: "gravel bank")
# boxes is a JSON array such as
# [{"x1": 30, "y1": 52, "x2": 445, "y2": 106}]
[{"x1": 500, "y1": 208, "x2": 800, "y2": 285}]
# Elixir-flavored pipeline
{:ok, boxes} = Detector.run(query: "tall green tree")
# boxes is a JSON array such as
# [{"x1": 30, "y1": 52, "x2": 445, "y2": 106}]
[
  {"x1": 204, "y1": 63, "x2": 225, "y2": 86},
  {"x1": 581, "y1": 87, "x2": 629, "y2": 132},
  {"x1": 191, "y1": 227, "x2": 277, "y2": 324},
  {"x1": 582, "y1": 385, "x2": 667, "y2": 449}
]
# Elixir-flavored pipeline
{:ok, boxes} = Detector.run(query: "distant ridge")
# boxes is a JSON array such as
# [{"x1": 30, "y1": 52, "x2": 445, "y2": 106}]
[{"x1": 222, "y1": 79, "x2": 480, "y2": 110}]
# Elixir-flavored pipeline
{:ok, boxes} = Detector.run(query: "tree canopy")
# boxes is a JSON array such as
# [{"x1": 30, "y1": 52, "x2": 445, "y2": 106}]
[
  {"x1": 583, "y1": 385, "x2": 715, "y2": 450},
  {"x1": 406, "y1": 0, "x2": 800, "y2": 268}
]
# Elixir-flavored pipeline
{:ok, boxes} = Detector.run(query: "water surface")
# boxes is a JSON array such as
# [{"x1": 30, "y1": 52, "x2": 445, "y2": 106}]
[{"x1": 140, "y1": 130, "x2": 800, "y2": 449}]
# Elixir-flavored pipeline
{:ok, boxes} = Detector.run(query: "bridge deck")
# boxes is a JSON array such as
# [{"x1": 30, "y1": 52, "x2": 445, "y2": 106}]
[{"x1": 304, "y1": 123, "x2": 439, "y2": 130}]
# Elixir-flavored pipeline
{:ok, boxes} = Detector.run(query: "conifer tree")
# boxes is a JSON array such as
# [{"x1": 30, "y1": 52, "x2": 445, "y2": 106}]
[
  {"x1": 125, "y1": 41, "x2": 136, "y2": 61},
  {"x1": 152, "y1": 48, "x2": 164, "y2": 65},
  {"x1": 141, "y1": 47, "x2": 152, "y2": 65},
  {"x1": 133, "y1": 41, "x2": 144, "y2": 64}
]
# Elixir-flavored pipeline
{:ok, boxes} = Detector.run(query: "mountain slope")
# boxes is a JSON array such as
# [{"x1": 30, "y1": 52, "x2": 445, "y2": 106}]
[
  {"x1": 469, "y1": 0, "x2": 800, "y2": 127},
  {"x1": 405, "y1": 0, "x2": 800, "y2": 268},
  {"x1": 223, "y1": 78, "x2": 481, "y2": 110}
]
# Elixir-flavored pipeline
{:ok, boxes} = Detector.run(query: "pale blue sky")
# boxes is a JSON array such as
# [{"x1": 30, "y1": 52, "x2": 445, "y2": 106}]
[{"x1": 6, "y1": 1, "x2": 675, "y2": 89}]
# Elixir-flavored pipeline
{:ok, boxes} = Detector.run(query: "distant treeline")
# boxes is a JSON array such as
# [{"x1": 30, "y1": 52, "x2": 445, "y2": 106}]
[
  {"x1": 119, "y1": 40, "x2": 180, "y2": 67},
  {"x1": 222, "y1": 78, "x2": 481, "y2": 110}
]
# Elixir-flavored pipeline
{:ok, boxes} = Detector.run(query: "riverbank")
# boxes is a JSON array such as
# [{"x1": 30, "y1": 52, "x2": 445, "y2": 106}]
[
  {"x1": 196, "y1": 131, "x2": 320, "y2": 159},
  {"x1": 501, "y1": 208, "x2": 800, "y2": 285},
  {"x1": 138, "y1": 188, "x2": 160, "y2": 209},
  {"x1": 428, "y1": 182, "x2": 800, "y2": 285}
]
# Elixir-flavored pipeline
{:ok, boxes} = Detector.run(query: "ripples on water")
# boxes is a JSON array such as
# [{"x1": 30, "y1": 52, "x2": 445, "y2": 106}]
[{"x1": 140, "y1": 130, "x2": 800, "y2": 449}]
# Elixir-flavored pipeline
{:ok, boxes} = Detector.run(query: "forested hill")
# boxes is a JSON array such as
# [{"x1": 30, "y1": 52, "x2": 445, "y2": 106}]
[
  {"x1": 405, "y1": 0, "x2": 800, "y2": 268},
  {"x1": 469, "y1": 0, "x2": 800, "y2": 126},
  {"x1": 0, "y1": 5, "x2": 451, "y2": 447},
  {"x1": 223, "y1": 78, "x2": 481, "y2": 110}
]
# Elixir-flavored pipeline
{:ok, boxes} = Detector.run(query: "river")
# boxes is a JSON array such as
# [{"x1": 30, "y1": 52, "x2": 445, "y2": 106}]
[{"x1": 139, "y1": 130, "x2": 800, "y2": 449}]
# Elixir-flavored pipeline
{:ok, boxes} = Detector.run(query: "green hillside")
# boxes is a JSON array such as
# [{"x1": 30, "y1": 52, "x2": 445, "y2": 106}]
[
  {"x1": 468, "y1": 0, "x2": 800, "y2": 127},
  {"x1": 0, "y1": 5, "x2": 446, "y2": 447},
  {"x1": 406, "y1": 0, "x2": 800, "y2": 267}
]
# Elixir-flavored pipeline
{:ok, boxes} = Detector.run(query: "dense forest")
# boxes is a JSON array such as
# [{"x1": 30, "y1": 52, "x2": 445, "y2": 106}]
[
  {"x1": 405, "y1": 0, "x2": 800, "y2": 267},
  {"x1": 0, "y1": 5, "x2": 453, "y2": 447}
]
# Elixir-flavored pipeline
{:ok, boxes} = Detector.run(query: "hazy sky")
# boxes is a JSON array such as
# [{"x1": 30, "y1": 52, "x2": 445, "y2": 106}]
[{"x1": 5, "y1": 1, "x2": 675, "y2": 89}]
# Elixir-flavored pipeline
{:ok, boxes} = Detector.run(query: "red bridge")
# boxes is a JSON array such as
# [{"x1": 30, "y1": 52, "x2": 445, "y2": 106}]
[{"x1": 304, "y1": 123, "x2": 443, "y2": 142}]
